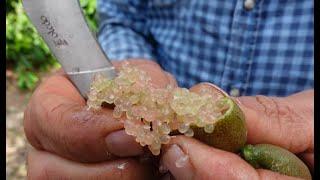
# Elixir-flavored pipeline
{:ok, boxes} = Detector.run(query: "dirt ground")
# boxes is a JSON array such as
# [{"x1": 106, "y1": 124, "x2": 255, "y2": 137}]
[{"x1": 6, "y1": 77, "x2": 31, "y2": 179}]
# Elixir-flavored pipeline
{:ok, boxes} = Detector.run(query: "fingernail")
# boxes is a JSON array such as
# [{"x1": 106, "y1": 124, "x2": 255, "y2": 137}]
[
  {"x1": 105, "y1": 130, "x2": 143, "y2": 157},
  {"x1": 161, "y1": 144, "x2": 194, "y2": 180}
]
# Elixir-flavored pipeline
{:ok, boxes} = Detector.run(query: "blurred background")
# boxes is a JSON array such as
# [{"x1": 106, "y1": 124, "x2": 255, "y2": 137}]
[{"x1": 6, "y1": 0, "x2": 97, "y2": 179}]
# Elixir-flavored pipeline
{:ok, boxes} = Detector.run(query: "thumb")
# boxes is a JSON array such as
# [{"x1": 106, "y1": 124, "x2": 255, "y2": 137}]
[
  {"x1": 160, "y1": 136, "x2": 301, "y2": 180},
  {"x1": 236, "y1": 92, "x2": 313, "y2": 154}
]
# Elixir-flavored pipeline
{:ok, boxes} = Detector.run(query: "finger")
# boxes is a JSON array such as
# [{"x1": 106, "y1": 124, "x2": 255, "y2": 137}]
[
  {"x1": 164, "y1": 72, "x2": 178, "y2": 88},
  {"x1": 162, "y1": 136, "x2": 300, "y2": 180},
  {"x1": 24, "y1": 74, "x2": 143, "y2": 163},
  {"x1": 27, "y1": 148, "x2": 152, "y2": 180},
  {"x1": 236, "y1": 94, "x2": 313, "y2": 153},
  {"x1": 161, "y1": 136, "x2": 257, "y2": 179},
  {"x1": 105, "y1": 130, "x2": 144, "y2": 158}
]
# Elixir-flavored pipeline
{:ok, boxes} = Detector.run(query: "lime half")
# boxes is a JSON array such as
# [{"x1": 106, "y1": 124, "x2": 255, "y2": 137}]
[{"x1": 190, "y1": 83, "x2": 247, "y2": 152}]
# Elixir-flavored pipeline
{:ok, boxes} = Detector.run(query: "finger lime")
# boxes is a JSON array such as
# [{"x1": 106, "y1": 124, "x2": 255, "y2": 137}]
[
  {"x1": 87, "y1": 66, "x2": 247, "y2": 155},
  {"x1": 241, "y1": 144, "x2": 312, "y2": 180},
  {"x1": 190, "y1": 83, "x2": 247, "y2": 152}
]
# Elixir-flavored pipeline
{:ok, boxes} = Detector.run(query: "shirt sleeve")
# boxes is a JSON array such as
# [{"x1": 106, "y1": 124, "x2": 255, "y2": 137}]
[{"x1": 97, "y1": 0, "x2": 156, "y2": 61}]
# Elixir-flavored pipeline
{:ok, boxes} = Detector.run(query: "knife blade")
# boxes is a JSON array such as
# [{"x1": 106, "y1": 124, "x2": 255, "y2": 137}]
[{"x1": 22, "y1": 0, "x2": 117, "y2": 98}]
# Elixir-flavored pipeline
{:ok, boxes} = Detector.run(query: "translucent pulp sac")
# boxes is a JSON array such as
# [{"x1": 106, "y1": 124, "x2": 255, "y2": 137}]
[{"x1": 87, "y1": 65, "x2": 229, "y2": 155}]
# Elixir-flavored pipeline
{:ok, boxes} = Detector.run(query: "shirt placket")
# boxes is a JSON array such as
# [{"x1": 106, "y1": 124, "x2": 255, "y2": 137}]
[{"x1": 220, "y1": 0, "x2": 260, "y2": 97}]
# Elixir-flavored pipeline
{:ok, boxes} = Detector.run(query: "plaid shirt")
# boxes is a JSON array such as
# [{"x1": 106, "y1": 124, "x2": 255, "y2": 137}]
[{"x1": 98, "y1": 0, "x2": 314, "y2": 96}]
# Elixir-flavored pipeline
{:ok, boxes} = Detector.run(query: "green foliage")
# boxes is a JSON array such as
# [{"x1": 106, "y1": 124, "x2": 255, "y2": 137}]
[
  {"x1": 80, "y1": 0, "x2": 98, "y2": 32},
  {"x1": 6, "y1": 0, "x2": 97, "y2": 90}
]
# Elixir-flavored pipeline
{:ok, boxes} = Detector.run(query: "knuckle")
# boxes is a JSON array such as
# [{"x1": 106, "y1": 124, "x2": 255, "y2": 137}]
[
  {"x1": 255, "y1": 95, "x2": 294, "y2": 124},
  {"x1": 255, "y1": 95, "x2": 279, "y2": 118},
  {"x1": 255, "y1": 96, "x2": 310, "y2": 152}
]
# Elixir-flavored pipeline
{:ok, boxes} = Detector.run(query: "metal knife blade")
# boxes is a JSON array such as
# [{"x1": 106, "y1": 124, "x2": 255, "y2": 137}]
[{"x1": 22, "y1": 0, "x2": 117, "y2": 98}]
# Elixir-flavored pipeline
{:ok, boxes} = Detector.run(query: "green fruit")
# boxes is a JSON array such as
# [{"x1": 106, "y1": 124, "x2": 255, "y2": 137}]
[
  {"x1": 189, "y1": 83, "x2": 247, "y2": 152},
  {"x1": 191, "y1": 97, "x2": 247, "y2": 152},
  {"x1": 241, "y1": 144, "x2": 312, "y2": 180}
]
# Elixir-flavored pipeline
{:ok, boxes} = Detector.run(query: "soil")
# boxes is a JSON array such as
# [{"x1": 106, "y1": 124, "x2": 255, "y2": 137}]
[{"x1": 6, "y1": 77, "x2": 30, "y2": 179}]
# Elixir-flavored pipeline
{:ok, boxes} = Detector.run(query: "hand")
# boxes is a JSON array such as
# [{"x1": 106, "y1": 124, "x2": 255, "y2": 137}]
[
  {"x1": 24, "y1": 59, "x2": 177, "y2": 179},
  {"x1": 27, "y1": 147, "x2": 153, "y2": 180},
  {"x1": 160, "y1": 83, "x2": 313, "y2": 180}
]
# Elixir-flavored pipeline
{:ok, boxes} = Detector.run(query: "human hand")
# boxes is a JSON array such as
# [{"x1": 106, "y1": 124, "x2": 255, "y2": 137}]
[
  {"x1": 160, "y1": 83, "x2": 313, "y2": 180},
  {"x1": 26, "y1": 147, "x2": 153, "y2": 180},
  {"x1": 24, "y1": 59, "x2": 177, "y2": 179}
]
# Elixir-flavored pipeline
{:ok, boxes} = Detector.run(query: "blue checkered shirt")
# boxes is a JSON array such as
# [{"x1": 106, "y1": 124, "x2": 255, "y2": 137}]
[{"x1": 97, "y1": 0, "x2": 314, "y2": 96}]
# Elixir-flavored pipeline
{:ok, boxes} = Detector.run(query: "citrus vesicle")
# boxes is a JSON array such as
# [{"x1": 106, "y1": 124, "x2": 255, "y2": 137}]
[
  {"x1": 189, "y1": 83, "x2": 247, "y2": 152},
  {"x1": 87, "y1": 65, "x2": 247, "y2": 155}
]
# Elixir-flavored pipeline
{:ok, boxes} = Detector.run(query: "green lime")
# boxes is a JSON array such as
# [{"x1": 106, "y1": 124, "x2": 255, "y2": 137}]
[
  {"x1": 189, "y1": 83, "x2": 247, "y2": 152},
  {"x1": 241, "y1": 144, "x2": 312, "y2": 180}
]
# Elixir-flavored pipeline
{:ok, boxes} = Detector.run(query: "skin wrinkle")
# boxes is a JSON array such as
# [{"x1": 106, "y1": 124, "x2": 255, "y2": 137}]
[
  {"x1": 255, "y1": 95, "x2": 284, "y2": 145},
  {"x1": 25, "y1": 101, "x2": 49, "y2": 150},
  {"x1": 256, "y1": 96, "x2": 290, "y2": 151},
  {"x1": 36, "y1": 98, "x2": 94, "y2": 161},
  {"x1": 255, "y1": 96, "x2": 268, "y2": 115},
  {"x1": 63, "y1": 114, "x2": 95, "y2": 161},
  {"x1": 248, "y1": 95, "x2": 312, "y2": 154},
  {"x1": 73, "y1": 109, "x2": 124, "y2": 139},
  {"x1": 269, "y1": 97, "x2": 284, "y2": 149},
  {"x1": 32, "y1": 72, "x2": 135, "y2": 162},
  {"x1": 281, "y1": 98, "x2": 311, "y2": 154},
  {"x1": 60, "y1": 107, "x2": 121, "y2": 162},
  {"x1": 39, "y1": 95, "x2": 72, "y2": 150},
  {"x1": 280, "y1": 102, "x2": 310, "y2": 153}
]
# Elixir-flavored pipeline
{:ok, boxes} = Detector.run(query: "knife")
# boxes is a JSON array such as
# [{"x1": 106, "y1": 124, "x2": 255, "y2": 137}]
[{"x1": 22, "y1": 0, "x2": 117, "y2": 98}]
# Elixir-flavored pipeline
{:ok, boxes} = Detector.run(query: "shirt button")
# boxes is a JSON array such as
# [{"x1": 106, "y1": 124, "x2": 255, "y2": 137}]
[
  {"x1": 244, "y1": 0, "x2": 255, "y2": 10},
  {"x1": 230, "y1": 88, "x2": 240, "y2": 97}
]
